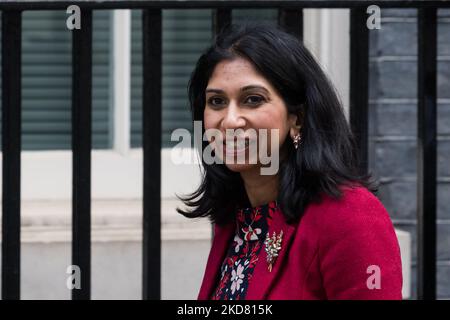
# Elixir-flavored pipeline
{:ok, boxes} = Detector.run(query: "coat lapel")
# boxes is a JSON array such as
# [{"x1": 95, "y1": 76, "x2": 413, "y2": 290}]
[
  {"x1": 245, "y1": 207, "x2": 297, "y2": 300},
  {"x1": 197, "y1": 221, "x2": 235, "y2": 300}
]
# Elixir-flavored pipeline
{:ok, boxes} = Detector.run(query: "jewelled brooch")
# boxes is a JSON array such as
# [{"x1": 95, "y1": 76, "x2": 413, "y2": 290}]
[{"x1": 264, "y1": 230, "x2": 284, "y2": 272}]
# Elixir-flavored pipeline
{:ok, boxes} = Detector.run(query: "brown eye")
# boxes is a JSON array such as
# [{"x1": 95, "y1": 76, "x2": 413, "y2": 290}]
[
  {"x1": 207, "y1": 97, "x2": 226, "y2": 108},
  {"x1": 245, "y1": 95, "x2": 265, "y2": 105}
]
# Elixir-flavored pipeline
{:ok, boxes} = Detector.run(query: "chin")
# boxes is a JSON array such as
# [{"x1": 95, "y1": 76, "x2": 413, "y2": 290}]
[{"x1": 224, "y1": 162, "x2": 259, "y2": 173}]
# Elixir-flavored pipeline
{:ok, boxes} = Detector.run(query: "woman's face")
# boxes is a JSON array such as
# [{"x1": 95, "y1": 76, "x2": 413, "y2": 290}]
[{"x1": 203, "y1": 57, "x2": 298, "y2": 174}]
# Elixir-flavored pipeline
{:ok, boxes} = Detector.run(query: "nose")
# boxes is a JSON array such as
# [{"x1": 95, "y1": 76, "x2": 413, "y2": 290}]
[{"x1": 221, "y1": 103, "x2": 246, "y2": 131}]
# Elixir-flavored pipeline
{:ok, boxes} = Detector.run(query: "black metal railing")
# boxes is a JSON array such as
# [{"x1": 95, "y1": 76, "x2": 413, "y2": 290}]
[{"x1": 0, "y1": 0, "x2": 447, "y2": 300}]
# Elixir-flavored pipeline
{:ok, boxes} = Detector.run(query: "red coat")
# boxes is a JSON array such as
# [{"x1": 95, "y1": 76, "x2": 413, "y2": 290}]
[{"x1": 198, "y1": 186, "x2": 403, "y2": 300}]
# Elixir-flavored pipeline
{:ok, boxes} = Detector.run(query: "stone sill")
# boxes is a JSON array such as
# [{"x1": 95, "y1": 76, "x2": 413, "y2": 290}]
[{"x1": 0, "y1": 198, "x2": 212, "y2": 242}]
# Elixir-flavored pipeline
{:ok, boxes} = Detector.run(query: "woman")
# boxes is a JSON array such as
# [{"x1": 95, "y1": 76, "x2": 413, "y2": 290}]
[{"x1": 178, "y1": 23, "x2": 402, "y2": 300}]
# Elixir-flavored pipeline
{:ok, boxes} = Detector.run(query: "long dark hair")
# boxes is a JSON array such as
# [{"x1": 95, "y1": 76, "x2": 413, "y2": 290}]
[{"x1": 177, "y1": 22, "x2": 376, "y2": 225}]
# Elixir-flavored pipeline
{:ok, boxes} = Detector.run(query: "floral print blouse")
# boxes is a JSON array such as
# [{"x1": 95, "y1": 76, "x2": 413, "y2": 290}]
[{"x1": 211, "y1": 200, "x2": 278, "y2": 300}]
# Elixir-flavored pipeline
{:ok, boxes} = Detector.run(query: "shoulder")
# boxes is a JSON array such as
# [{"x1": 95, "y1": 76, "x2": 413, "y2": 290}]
[
  {"x1": 319, "y1": 185, "x2": 384, "y2": 214},
  {"x1": 300, "y1": 185, "x2": 396, "y2": 246},
  {"x1": 302, "y1": 185, "x2": 400, "y2": 266},
  {"x1": 306, "y1": 185, "x2": 390, "y2": 228}
]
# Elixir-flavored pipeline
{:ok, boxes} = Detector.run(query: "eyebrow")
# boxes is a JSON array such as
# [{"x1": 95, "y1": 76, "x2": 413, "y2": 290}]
[{"x1": 205, "y1": 85, "x2": 270, "y2": 95}]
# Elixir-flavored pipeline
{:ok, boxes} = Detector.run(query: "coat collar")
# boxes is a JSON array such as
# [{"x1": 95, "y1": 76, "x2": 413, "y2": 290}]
[{"x1": 197, "y1": 205, "x2": 297, "y2": 300}]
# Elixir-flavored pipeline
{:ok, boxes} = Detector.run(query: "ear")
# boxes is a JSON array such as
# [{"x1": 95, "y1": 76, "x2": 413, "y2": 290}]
[{"x1": 288, "y1": 112, "x2": 302, "y2": 138}]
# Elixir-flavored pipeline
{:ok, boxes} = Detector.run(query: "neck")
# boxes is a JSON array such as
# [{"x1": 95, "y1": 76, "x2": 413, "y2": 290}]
[{"x1": 240, "y1": 168, "x2": 279, "y2": 208}]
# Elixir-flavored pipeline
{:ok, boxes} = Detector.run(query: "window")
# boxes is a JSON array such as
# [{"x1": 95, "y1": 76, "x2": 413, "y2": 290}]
[{"x1": 0, "y1": 10, "x2": 111, "y2": 150}]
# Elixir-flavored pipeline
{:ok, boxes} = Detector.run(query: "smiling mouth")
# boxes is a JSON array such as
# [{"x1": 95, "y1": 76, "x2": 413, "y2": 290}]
[{"x1": 222, "y1": 138, "x2": 253, "y2": 155}]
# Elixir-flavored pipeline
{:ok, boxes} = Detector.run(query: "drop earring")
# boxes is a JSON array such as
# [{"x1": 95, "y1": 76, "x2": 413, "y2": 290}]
[{"x1": 292, "y1": 133, "x2": 301, "y2": 150}]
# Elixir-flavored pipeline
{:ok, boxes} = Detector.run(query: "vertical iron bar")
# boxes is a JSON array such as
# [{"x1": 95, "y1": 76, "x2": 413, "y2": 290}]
[
  {"x1": 417, "y1": 7, "x2": 437, "y2": 301},
  {"x1": 1, "y1": 10, "x2": 22, "y2": 300},
  {"x1": 213, "y1": 8, "x2": 232, "y2": 36},
  {"x1": 71, "y1": 8, "x2": 92, "y2": 300},
  {"x1": 349, "y1": 7, "x2": 369, "y2": 174},
  {"x1": 278, "y1": 8, "x2": 303, "y2": 41},
  {"x1": 142, "y1": 8, "x2": 162, "y2": 300}
]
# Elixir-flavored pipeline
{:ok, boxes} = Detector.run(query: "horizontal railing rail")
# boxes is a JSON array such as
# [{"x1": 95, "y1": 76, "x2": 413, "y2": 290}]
[{"x1": 0, "y1": 0, "x2": 449, "y2": 10}]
